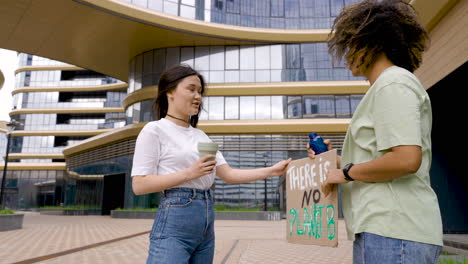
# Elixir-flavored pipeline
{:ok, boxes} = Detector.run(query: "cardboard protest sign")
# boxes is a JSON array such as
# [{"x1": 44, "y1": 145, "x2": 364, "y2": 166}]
[{"x1": 286, "y1": 149, "x2": 338, "y2": 247}]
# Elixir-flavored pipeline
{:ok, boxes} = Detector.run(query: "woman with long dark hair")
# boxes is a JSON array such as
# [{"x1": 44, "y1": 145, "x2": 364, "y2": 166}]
[{"x1": 131, "y1": 64, "x2": 291, "y2": 264}]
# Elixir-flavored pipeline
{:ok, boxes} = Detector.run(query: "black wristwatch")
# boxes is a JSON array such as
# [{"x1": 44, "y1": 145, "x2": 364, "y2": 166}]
[{"x1": 343, "y1": 163, "x2": 355, "y2": 181}]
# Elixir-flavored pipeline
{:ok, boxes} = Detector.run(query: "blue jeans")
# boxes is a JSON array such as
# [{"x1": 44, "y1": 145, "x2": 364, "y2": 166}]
[
  {"x1": 353, "y1": 232, "x2": 442, "y2": 264},
  {"x1": 146, "y1": 188, "x2": 215, "y2": 264}
]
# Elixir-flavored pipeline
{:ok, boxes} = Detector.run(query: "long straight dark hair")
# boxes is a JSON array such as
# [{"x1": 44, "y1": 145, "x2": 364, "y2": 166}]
[{"x1": 153, "y1": 64, "x2": 206, "y2": 127}]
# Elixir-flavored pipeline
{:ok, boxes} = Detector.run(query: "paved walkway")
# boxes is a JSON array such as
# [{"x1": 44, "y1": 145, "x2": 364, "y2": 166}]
[
  {"x1": 1, "y1": 212, "x2": 466, "y2": 264},
  {"x1": 1, "y1": 212, "x2": 353, "y2": 264}
]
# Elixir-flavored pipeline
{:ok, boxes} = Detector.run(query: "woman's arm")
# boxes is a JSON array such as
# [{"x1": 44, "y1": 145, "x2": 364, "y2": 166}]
[
  {"x1": 321, "y1": 145, "x2": 422, "y2": 196},
  {"x1": 132, "y1": 155, "x2": 217, "y2": 195},
  {"x1": 216, "y1": 158, "x2": 291, "y2": 184}
]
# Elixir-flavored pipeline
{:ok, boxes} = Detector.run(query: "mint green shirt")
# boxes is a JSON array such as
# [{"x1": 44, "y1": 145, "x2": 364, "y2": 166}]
[{"x1": 341, "y1": 66, "x2": 443, "y2": 246}]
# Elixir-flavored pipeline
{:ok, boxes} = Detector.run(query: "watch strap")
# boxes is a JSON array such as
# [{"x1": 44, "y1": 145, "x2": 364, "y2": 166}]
[{"x1": 343, "y1": 163, "x2": 355, "y2": 181}]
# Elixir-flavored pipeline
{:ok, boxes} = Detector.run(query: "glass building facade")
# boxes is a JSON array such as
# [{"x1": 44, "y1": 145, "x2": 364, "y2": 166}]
[
  {"x1": 119, "y1": 0, "x2": 359, "y2": 30},
  {"x1": 0, "y1": 127, "x2": 6, "y2": 162},
  {"x1": 4, "y1": 0, "x2": 364, "y2": 212},
  {"x1": 113, "y1": 0, "x2": 364, "y2": 211},
  {"x1": 2, "y1": 54, "x2": 127, "y2": 209}
]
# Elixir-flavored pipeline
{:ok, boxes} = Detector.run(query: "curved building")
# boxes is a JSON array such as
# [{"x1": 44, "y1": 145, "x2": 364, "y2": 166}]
[
  {"x1": 0, "y1": 0, "x2": 466, "y2": 232},
  {"x1": 63, "y1": 0, "x2": 367, "y2": 212},
  {"x1": 5, "y1": 55, "x2": 126, "y2": 209}
]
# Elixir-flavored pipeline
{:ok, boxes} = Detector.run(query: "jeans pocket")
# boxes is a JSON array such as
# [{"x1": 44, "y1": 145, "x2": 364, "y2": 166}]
[
  {"x1": 149, "y1": 208, "x2": 168, "y2": 240},
  {"x1": 162, "y1": 197, "x2": 193, "y2": 208}
]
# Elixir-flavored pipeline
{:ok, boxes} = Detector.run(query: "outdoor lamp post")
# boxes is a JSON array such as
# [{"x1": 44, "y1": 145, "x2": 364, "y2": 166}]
[
  {"x1": 0, "y1": 119, "x2": 22, "y2": 209},
  {"x1": 263, "y1": 153, "x2": 268, "y2": 211}
]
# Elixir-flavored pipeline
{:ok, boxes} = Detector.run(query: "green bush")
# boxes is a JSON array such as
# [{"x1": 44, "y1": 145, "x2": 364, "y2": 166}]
[
  {"x1": 214, "y1": 205, "x2": 260, "y2": 211},
  {"x1": 0, "y1": 209, "x2": 14, "y2": 214},
  {"x1": 114, "y1": 208, "x2": 158, "y2": 212},
  {"x1": 438, "y1": 253, "x2": 468, "y2": 264},
  {"x1": 40, "y1": 206, "x2": 99, "y2": 210}
]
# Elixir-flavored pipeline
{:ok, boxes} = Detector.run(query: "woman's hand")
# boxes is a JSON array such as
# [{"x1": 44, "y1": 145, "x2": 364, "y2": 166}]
[
  {"x1": 269, "y1": 158, "x2": 292, "y2": 177},
  {"x1": 186, "y1": 155, "x2": 217, "y2": 181},
  {"x1": 306, "y1": 139, "x2": 332, "y2": 159}
]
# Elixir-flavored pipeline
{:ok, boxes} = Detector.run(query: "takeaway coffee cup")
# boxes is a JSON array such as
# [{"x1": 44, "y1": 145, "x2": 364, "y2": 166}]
[{"x1": 198, "y1": 142, "x2": 218, "y2": 161}]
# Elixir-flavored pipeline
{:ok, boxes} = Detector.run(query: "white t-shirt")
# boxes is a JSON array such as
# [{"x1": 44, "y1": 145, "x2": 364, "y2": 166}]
[{"x1": 131, "y1": 118, "x2": 227, "y2": 190}]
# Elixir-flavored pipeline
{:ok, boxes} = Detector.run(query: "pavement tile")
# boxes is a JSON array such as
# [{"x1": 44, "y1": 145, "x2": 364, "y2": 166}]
[{"x1": 1, "y1": 212, "x2": 353, "y2": 264}]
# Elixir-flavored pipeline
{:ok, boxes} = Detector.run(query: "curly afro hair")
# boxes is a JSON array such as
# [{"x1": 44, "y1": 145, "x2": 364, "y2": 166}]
[{"x1": 328, "y1": 0, "x2": 429, "y2": 73}]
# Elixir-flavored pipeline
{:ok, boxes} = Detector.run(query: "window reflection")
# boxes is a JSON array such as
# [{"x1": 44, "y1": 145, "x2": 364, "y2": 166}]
[
  {"x1": 128, "y1": 44, "x2": 364, "y2": 86},
  {"x1": 134, "y1": 94, "x2": 362, "y2": 122}
]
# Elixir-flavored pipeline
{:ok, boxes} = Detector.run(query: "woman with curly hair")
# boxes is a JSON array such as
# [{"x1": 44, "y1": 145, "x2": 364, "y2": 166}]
[{"x1": 308, "y1": 0, "x2": 443, "y2": 263}]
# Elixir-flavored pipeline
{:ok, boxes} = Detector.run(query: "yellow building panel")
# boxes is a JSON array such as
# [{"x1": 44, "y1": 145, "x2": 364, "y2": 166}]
[
  {"x1": 14, "y1": 65, "x2": 84, "y2": 75},
  {"x1": 0, "y1": 162, "x2": 66, "y2": 171},
  {"x1": 63, "y1": 120, "x2": 350, "y2": 157},
  {"x1": 11, "y1": 129, "x2": 113, "y2": 137},
  {"x1": 9, "y1": 107, "x2": 124, "y2": 116},
  {"x1": 12, "y1": 82, "x2": 127, "y2": 95}
]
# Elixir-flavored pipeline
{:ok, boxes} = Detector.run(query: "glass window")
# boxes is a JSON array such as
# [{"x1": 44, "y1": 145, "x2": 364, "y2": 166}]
[
  {"x1": 209, "y1": 46, "x2": 224, "y2": 70},
  {"x1": 226, "y1": 0, "x2": 240, "y2": 14},
  {"x1": 255, "y1": 46, "x2": 270, "y2": 69},
  {"x1": 210, "y1": 71, "x2": 224, "y2": 83},
  {"x1": 286, "y1": 44, "x2": 301, "y2": 69},
  {"x1": 314, "y1": 0, "x2": 330, "y2": 17},
  {"x1": 270, "y1": 70, "x2": 282, "y2": 82},
  {"x1": 271, "y1": 0, "x2": 284, "y2": 17},
  {"x1": 208, "y1": 97, "x2": 224, "y2": 120},
  {"x1": 299, "y1": 0, "x2": 314, "y2": 18},
  {"x1": 255, "y1": 70, "x2": 270, "y2": 82},
  {"x1": 180, "y1": 5, "x2": 196, "y2": 19},
  {"x1": 271, "y1": 96, "x2": 285, "y2": 119},
  {"x1": 240, "y1": 70, "x2": 255, "y2": 82},
  {"x1": 195, "y1": 47, "x2": 210, "y2": 71},
  {"x1": 317, "y1": 95, "x2": 335, "y2": 117},
  {"x1": 240, "y1": 0, "x2": 255, "y2": 16},
  {"x1": 303, "y1": 95, "x2": 318, "y2": 116},
  {"x1": 225, "y1": 70, "x2": 240, "y2": 82},
  {"x1": 225, "y1": 46, "x2": 239, "y2": 70},
  {"x1": 287, "y1": 96, "x2": 302, "y2": 118},
  {"x1": 301, "y1": 43, "x2": 317, "y2": 69},
  {"x1": 166, "y1": 47, "x2": 180, "y2": 67},
  {"x1": 143, "y1": 50, "x2": 153, "y2": 74},
  {"x1": 153, "y1": 49, "x2": 166, "y2": 73},
  {"x1": 239, "y1": 96, "x2": 255, "y2": 119},
  {"x1": 256, "y1": 0, "x2": 270, "y2": 16},
  {"x1": 285, "y1": 0, "x2": 300, "y2": 18},
  {"x1": 330, "y1": 0, "x2": 344, "y2": 17},
  {"x1": 181, "y1": 47, "x2": 195, "y2": 67},
  {"x1": 133, "y1": 0, "x2": 147, "y2": 8},
  {"x1": 225, "y1": 97, "x2": 239, "y2": 119},
  {"x1": 135, "y1": 54, "x2": 143, "y2": 78},
  {"x1": 270, "y1": 45, "x2": 283, "y2": 70},
  {"x1": 351, "y1": 95, "x2": 364, "y2": 113},
  {"x1": 240, "y1": 46, "x2": 255, "y2": 70},
  {"x1": 255, "y1": 96, "x2": 271, "y2": 119},
  {"x1": 200, "y1": 97, "x2": 209, "y2": 120},
  {"x1": 316, "y1": 43, "x2": 332, "y2": 69},
  {"x1": 226, "y1": 13, "x2": 241, "y2": 25},
  {"x1": 270, "y1": 17, "x2": 285, "y2": 28},
  {"x1": 335, "y1": 95, "x2": 351, "y2": 118},
  {"x1": 148, "y1": 0, "x2": 163, "y2": 12},
  {"x1": 181, "y1": 0, "x2": 195, "y2": 6},
  {"x1": 163, "y1": 1, "x2": 178, "y2": 15}
]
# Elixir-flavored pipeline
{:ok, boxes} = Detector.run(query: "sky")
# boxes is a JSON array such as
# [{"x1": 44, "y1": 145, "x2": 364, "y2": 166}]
[{"x1": 0, "y1": 48, "x2": 18, "y2": 122}]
